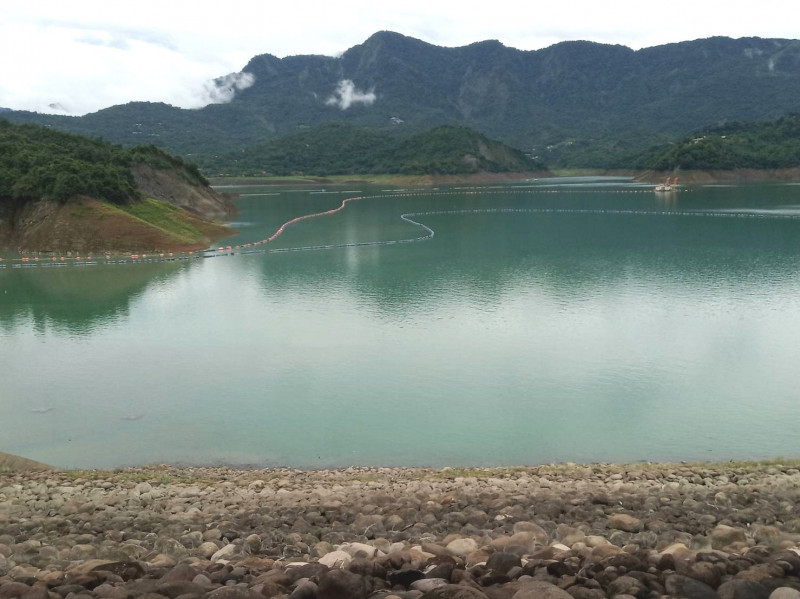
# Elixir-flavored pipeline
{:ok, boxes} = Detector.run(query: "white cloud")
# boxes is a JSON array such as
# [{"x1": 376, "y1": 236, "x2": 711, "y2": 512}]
[
  {"x1": 0, "y1": 0, "x2": 799, "y2": 114},
  {"x1": 195, "y1": 72, "x2": 256, "y2": 107},
  {"x1": 325, "y1": 80, "x2": 376, "y2": 110}
]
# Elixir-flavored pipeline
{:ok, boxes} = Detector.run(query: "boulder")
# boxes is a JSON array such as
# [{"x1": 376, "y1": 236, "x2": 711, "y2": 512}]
[{"x1": 607, "y1": 514, "x2": 643, "y2": 533}]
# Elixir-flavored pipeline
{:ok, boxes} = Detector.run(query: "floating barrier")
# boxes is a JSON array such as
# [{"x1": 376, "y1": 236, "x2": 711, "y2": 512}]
[{"x1": 3, "y1": 186, "x2": 800, "y2": 269}]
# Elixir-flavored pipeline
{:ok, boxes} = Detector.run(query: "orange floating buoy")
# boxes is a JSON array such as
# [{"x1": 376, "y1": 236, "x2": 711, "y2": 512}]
[{"x1": 131, "y1": 254, "x2": 139, "y2": 259}]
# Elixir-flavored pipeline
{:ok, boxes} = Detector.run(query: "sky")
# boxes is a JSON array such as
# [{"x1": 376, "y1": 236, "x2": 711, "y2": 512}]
[{"x1": 1, "y1": 0, "x2": 798, "y2": 116}]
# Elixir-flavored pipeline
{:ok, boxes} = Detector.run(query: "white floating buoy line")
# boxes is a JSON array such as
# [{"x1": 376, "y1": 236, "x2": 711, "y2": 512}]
[{"x1": 2, "y1": 187, "x2": 797, "y2": 269}]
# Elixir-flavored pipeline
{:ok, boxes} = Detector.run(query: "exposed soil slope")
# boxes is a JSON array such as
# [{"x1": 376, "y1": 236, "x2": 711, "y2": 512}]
[
  {"x1": 0, "y1": 196, "x2": 234, "y2": 254},
  {"x1": 0, "y1": 451, "x2": 54, "y2": 472}
]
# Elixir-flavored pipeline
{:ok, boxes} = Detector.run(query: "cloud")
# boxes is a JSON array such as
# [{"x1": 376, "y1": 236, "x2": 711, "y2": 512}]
[
  {"x1": 325, "y1": 80, "x2": 376, "y2": 110},
  {"x1": 196, "y1": 72, "x2": 256, "y2": 106}
]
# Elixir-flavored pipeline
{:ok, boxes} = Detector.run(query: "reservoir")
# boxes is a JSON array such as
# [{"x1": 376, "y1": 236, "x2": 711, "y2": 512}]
[{"x1": 2, "y1": 180, "x2": 800, "y2": 469}]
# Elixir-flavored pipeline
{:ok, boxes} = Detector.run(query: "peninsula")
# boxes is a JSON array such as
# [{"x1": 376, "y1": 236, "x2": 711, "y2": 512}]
[{"x1": 0, "y1": 121, "x2": 236, "y2": 254}]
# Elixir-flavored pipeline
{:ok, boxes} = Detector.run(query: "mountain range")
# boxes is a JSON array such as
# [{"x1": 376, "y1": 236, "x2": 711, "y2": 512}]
[{"x1": 5, "y1": 32, "x2": 800, "y2": 166}]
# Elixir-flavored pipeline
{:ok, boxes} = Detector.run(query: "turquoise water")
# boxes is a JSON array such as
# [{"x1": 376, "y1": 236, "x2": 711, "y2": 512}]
[{"x1": 3, "y1": 180, "x2": 800, "y2": 468}]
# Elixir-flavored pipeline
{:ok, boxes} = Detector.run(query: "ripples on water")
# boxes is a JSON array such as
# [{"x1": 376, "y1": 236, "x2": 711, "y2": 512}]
[{"x1": 2, "y1": 182, "x2": 800, "y2": 468}]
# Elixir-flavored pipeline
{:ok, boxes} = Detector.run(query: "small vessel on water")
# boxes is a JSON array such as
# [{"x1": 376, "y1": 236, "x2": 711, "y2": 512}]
[{"x1": 655, "y1": 176, "x2": 679, "y2": 192}]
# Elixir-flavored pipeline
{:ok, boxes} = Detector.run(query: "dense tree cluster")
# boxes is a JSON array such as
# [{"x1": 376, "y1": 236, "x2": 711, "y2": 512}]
[
  {"x1": 197, "y1": 123, "x2": 544, "y2": 176},
  {"x1": 0, "y1": 120, "x2": 207, "y2": 207},
  {"x1": 648, "y1": 115, "x2": 800, "y2": 170}
]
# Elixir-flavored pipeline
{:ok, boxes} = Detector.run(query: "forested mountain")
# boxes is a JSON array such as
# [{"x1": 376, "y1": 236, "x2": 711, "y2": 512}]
[
  {"x1": 200, "y1": 123, "x2": 544, "y2": 176},
  {"x1": 646, "y1": 114, "x2": 800, "y2": 170},
  {"x1": 5, "y1": 33, "x2": 800, "y2": 166}
]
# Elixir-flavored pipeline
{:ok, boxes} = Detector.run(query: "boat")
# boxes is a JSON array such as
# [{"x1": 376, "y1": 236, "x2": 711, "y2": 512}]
[{"x1": 655, "y1": 176, "x2": 679, "y2": 192}]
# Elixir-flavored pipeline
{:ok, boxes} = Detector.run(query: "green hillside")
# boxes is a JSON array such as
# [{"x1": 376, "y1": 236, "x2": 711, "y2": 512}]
[
  {"x1": 646, "y1": 114, "x2": 800, "y2": 170},
  {"x1": 0, "y1": 120, "x2": 207, "y2": 207},
  {"x1": 200, "y1": 123, "x2": 544, "y2": 176}
]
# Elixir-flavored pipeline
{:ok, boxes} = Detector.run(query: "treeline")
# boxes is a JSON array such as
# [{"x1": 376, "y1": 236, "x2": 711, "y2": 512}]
[
  {"x1": 197, "y1": 123, "x2": 544, "y2": 176},
  {"x1": 647, "y1": 115, "x2": 800, "y2": 170},
  {"x1": 0, "y1": 120, "x2": 207, "y2": 206}
]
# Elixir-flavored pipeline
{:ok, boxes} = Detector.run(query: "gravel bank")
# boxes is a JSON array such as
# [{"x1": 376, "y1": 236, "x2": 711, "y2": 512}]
[{"x1": 2, "y1": 462, "x2": 800, "y2": 599}]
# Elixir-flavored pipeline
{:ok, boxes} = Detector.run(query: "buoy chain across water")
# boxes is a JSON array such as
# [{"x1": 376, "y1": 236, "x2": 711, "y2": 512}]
[{"x1": 2, "y1": 188, "x2": 797, "y2": 269}]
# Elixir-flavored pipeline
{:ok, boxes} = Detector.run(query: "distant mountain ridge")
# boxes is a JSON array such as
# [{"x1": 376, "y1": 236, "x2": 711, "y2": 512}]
[{"x1": 5, "y1": 32, "x2": 800, "y2": 165}]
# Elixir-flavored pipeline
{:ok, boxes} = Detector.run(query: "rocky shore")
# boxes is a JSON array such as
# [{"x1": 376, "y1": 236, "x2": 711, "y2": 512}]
[{"x1": 3, "y1": 462, "x2": 800, "y2": 599}]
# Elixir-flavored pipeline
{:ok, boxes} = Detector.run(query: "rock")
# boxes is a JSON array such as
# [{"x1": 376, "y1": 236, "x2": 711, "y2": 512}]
[
  {"x1": 318, "y1": 550, "x2": 352, "y2": 568},
  {"x1": 446, "y1": 538, "x2": 479, "y2": 558},
  {"x1": 289, "y1": 580, "x2": 318, "y2": 599},
  {"x1": 160, "y1": 565, "x2": 199, "y2": 583},
  {"x1": 341, "y1": 542, "x2": 377, "y2": 558},
  {"x1": 92, "y1": 561, "x2": 146, "y2": 581},
  {"x1": 210, "y1": 544, "x2": 237, "y2": 562},
  {"x1": 206, "y1": 587, "x2": 262, "y2": 599},
  {"x1": 286, "y1": 563, "x2": 328, "y2": 583},
  {"x1": 665, "y1": 575, "x2": 719, "y2": 599},
  {"x1": 607, "y1": 514, "x2": 643, "y2": 533},
  {"x1": 718, "y1": 580, "x2": 771, "y2": 599},
  {"x1": 135, "y1": 482, "x2": 153, "y2": 495},
  {"x1": 203, "y1": 529, "x2": 222, "y2": 541},
  {"x1": 0, "y1": 583, "x2": 32, "y2": 599},
  {"x1": 606, "y1": 576, "x2": 651, "y2": 599},
  {"x1": 512, "y1": 582, "x2": 574, "y2": 599},
  {"x1": 770, "y1": 589, "x2": 800, "y2": 599},
  {"x1": 65, "y1": 560, "x2": 114, "y2": 576},
  {"x1": 156, "y1": 581, "x2": 206, "y2": 599},
  {"x1": 422, "y1": 543, "x2": 452, "y2": 558},
  {"x1": 737, "y1": 564, "x2": 784, "y2": 583},
  {"x1": 412, "y1": 579, "x2": 449, "y2": 593},
  {"x1": 317, "y1": 569, "x2": 369, "y2": 599},
  {"x1": 388, "y1": 570, "x2": 425, "y2": 588},
  {"x1": 244, "y1": 534, "x2": 261, "y2": 553},
  {"x1": 149, "y1": 554, "x2": 176, "y2": 568},
  {"x1": 566, "y1": 588, "x2": 606, "y2": 599},
  {"x1": 512, "y1": 522, "x2": 549, "y2": 543},
  {"x1": 420, "y1": 585, "x2": 489, "y2": 598},
  {"x1": 485, "y1": 552, "x2": 521, "y2": 575},
  {"x1": 711, "y1": 525, "x2": 748, "y2": 550},
  {"x1": 196, "y1": 542, "x2": 219, "y2": 559}
]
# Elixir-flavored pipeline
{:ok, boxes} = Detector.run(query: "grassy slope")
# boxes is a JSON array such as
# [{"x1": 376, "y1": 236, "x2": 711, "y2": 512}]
[{"x1": 12, "y1": 197, "x2": 234, "y2": 253}]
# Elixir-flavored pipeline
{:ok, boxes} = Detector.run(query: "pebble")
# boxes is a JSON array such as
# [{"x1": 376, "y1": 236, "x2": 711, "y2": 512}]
[{"x1": 2, "y1": 463, "x2": 800, "y2": 599}]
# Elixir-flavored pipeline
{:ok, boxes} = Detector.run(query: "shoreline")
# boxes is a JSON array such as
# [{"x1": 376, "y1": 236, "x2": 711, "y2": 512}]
[
  {"x1": 3, "y1": 458, "x2": 800, "y2": 598},
  {"x1": 209, "y1": 167, "x2": 800, "y2": 187}
]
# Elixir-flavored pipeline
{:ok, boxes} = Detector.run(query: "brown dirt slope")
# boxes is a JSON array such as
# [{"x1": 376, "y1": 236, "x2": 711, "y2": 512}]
[
  {"x1": 0, "y1": 451, "x2": 55, "y2": 472},
  {"x1": 132, "y1": 165, "x2": 237, "y2": 217},
  {"x1": 2, "y1": 197, "x2": 233, "y2": 254}
]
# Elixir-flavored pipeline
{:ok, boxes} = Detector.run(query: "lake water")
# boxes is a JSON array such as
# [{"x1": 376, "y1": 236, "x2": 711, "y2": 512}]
[{"x1": 3, "y1": 180, "x2": 800, "y2": 469}]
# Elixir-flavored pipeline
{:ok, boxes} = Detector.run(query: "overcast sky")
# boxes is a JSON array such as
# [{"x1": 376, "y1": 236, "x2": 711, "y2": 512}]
[{"x1": 1, "y1": 0, "x2": 797, "y2": 116}]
